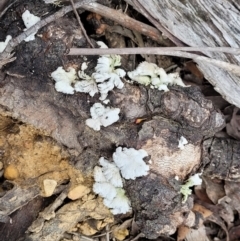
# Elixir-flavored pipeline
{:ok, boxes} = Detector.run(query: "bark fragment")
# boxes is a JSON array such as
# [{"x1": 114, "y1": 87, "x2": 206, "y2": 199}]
[{"x1": 203, "y1": 138, "x2": 240, "y2": 181}]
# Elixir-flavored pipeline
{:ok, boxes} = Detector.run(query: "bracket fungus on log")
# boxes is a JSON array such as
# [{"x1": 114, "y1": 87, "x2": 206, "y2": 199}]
[{"x1": 0, "y1": 2, "x2": 227, "y2": 238}]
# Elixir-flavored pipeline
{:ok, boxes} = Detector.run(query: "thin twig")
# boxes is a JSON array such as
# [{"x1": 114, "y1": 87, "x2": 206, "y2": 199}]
[
  {"x1": 69, "y1": 0, "x2": 94, "y2": 48},
  {"x1": 129, "y1": 233, "x2": 145, "y2": 241},
  {"x1": 0, "y1": 0, "x2": 18, "y2": 18},
  {"x1": 68, "y1": 46, "x2": 240, "y2": 55},
  {"x1": 68, "y1": 47, "x2": 240, "y2": 76},
  {"x1": 106, "y1": 224, "x2": 110, "y2": 241}
]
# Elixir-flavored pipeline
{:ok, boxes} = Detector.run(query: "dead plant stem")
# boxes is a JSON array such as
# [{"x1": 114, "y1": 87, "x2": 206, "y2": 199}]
[
  {"x1": 69, "y1": 0, "x2": 94, "y2": 48},
  {"x1": 68, "y1": 47, "x2": 240, "y2": 76}
]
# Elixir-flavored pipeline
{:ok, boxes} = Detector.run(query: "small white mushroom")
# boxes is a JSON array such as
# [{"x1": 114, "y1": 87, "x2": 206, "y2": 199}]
[
  {"x1": 51, "y1": 66, "x2": 77, "y2": 94},
  {"x1": 113, "y1": 147, "x2": 150, "y2": 180},
  {"x1": 86, "y1": 103, "x2": 120, "y2": 131},
  {"x1": 99, "y1": 157, "x2": 123, "y2": 187},
  {"x1": 178, "y1": 136, "x2": 188, "y2": 150},
  {"x1": 103, "y1": 188, "x2": 131, "y2": 214}
]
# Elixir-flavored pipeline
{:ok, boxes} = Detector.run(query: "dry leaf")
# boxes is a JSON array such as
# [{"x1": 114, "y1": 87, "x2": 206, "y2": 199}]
[
  {"x1": 192, "y1": 204, "x2": 212, "y2": 219},
  {"x1": 203, "y1": 177, "x2": 225, "y2": 204},
  {"x1": 226, "y1": 107, "x2": 240, "y2": 140},
  {"x1": 194, "y1": 186, "x2": 212, "y2": 204},
  {"x1": 112, "y1": 227, "x2": 129, "y2": 241},
  {"x1": 177, "y1": 225, "x2": 190, "y2": 241},
  {"x1": 185, "y1": 226, "x2": 209, "y2": 241},
  {"x1": 224, "y1": 181, "x2": 240, "y2": 213}
]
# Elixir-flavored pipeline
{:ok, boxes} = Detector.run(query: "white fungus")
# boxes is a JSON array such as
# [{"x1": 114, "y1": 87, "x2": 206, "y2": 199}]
[
  {"x1": 81, "y1": 62, "x2": 88, "y2": 71},
  {"x1": 55, "y1": 81, "x2": 75, "y2": 94},
  {"x1": 93, "y1": 159, "x2": 131, "y2": 214},
  {"x1": 93, "y1": 182, "x2": 117, "y2": 201},
  {"x1": 76, "y1": 54, "x2": 125, "y2": 101},
  {"x1": 93, "y1": 55, "x2": 126, "y2": 101},
  {"x1": 188, "y1": 173, "x2": 202, "y2": 186},
  {"x1": 93, "y1": 146, "x2": 150, "y2": 214},
  {"x1": 178, "y1": 136, "x2": 188, "y2": 150},
  {"x1": 51, "y1": 66, "x2": 77, "y2": 94},
  {"x1": 113, "y1": 147, "x2": 150, "y2": 180},
  {"x1": 75, "y1": 70, "x2": 98, "y2": 97},
  {"x1": 99, "y1": 157, "x2": 123, "y2": 187},
  {"x1": 0, "y1": 35, "x2": 12, "y2": 53},
  {"x1": 103, "y1": 188, "x2": 131, "y2": 214},
  {"x1": 22, "y1": 10, "x2": 40, "y2": 42},
  {"x1": 128, "y1": 61, "x2": 189, "y2": 91},
  {"x1": 86, "y1": 103, "x2": 120, "y2": 131},
  {"x1": 93, "y1": 166, "x2": 107, "y2": 183},
  {"x1": 96, "y1": 41, "x2": 109, "y2": 49}
]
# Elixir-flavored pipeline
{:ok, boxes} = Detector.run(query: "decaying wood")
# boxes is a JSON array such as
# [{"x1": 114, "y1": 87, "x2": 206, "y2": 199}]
[
  {"x1": 202, "y1": 138, "x2": 240, "y2": 181},
  {"x1": 28, "y1": 185, "x2": 69, "y2": 233},
  {"x1": 125, "y1": 0, "x2": 240, "y2": 108},
  {"x1": 0, "y1": 0, "x2": 164, "y2": 68},
  {"x1": 0, "y1": 1, "x2": 234, "y2": 239},
  {"x1": 0, "y1": 196, "x2": 49, "y2": 241},
  {"x1": 0, "y1": 183, "x2": 40, "y2": 222},
  {"x1": 0, "y1": 0, "x2": 97, "y2": 63},
  {"x1": 27, "y1": 197, "x2": 112, "y2": 241}
]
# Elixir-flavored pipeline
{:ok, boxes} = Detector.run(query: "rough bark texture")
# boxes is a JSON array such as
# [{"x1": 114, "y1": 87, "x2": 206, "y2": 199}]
[
  {"x1": 126, "y1": 0, "x2": 240, "y2": 108},
  {"x1": 203, "y1": 138, "x2": 240, "y2": 181},
  {"x1": 126, "y1": 173, "x2": 192, "y2": 239}
]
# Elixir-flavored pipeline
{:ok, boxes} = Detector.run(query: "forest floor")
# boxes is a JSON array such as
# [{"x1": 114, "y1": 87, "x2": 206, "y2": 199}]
[{"x1": 0, "y1": 1, "x2": 240, "y2": 241}]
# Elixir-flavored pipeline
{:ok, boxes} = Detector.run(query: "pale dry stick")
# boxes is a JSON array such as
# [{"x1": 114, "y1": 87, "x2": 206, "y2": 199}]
[
  {"x1": 106, "y1": 224, "x2": 110, "y2": 241},
  {"x1": 69, "y1": 46, "x2": 240, "y2": 55},
  {"x1": 0, "y1": 0, "x2": 96, "y2": 62},
  {"x1": 68, "y1": 47, "x2": 240, "y2": 76},
  {"x1": 69, "y1": 0, "x2": 94, "y2": 48}
]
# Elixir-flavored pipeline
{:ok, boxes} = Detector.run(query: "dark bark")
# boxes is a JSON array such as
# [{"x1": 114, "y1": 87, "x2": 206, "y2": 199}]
[{"x1": 203, "y1": 138, "x2": 240, "y2": 181}]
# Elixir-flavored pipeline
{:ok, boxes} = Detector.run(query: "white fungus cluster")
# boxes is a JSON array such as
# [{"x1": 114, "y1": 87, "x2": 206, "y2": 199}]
[
  {"x1": 22, "y1": 10, "x2": 40, "y2": 42},
  {"x1": 93, "y1": 147, "x2": 150, "y2": 214},
  {"x1": 76, "y1": 42, "x2": 126, "y2": 101},
  {"x1": 128, "y1": 61, "x2": 189, "y2": 92},
  {"x1": 51, "y1": 55, "x2": 123, "y2": 130},
  {"x1": 85, "y1": 103, "x2": 120, "y2": 131},
  {"x1": 113, "y1": 147, "x2": 150, "y2": 180},
  {"x1": 50, "y1": 42, "x2": 126, "y2": 102},
  {"x1": 93, "y1": 157, "x2": 130, "y2": 214},
  {"x1": 75, "y1": 69, "x2": 99, "y2": 97},
  {"x1": 51, "y1": 67, "x2": 77, "y2": 94}
]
